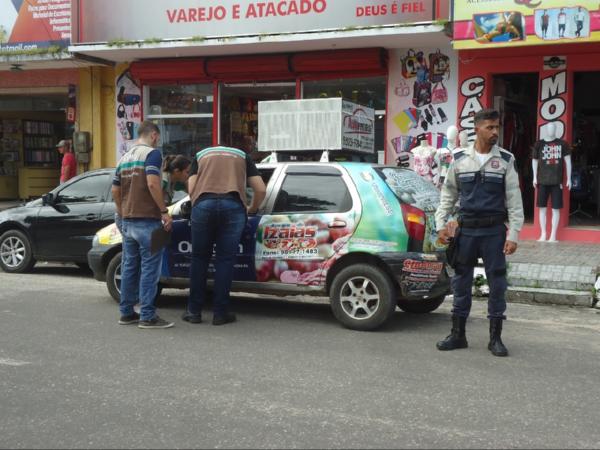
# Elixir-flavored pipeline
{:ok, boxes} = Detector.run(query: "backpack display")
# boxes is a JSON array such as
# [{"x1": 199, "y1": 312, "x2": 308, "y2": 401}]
[
  {"x1": 401, "y1": 49, "x2": 419, "y2": 79},
  {"x1": 429, "y1": 49, "x2": 450, "y2": 83},
  {"x1": 413, "y1": 80, "x2": 432, "y2": 107}
]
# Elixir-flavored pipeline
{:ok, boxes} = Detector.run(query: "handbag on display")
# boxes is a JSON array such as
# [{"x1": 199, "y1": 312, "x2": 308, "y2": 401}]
[
  {"x1": 429, "y1": 49, "x2": 450, "y2": 83},
  {"x1": 401, "y1": 49, "x2": 419, "y2": 79},
  {"x1": 117, "y1": 103, "x2": 126, "y2": 119},
  {"x1": 431, "y1": 82, "x2": 448, "y2": 104}
]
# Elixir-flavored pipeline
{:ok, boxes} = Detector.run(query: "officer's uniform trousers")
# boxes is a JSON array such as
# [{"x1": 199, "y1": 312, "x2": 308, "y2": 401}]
[{"x1": 452, "y1": 225, "x2": 507, "y2": 320}]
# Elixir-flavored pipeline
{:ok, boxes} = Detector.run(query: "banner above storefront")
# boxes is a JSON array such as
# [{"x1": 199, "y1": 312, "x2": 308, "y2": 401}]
[
  {"x1": 73, "y1": 0, "x2": 436, "y2": 43},
  {"x1": 0, "y1": 0, "x2": 71, "y2": 54},
  {"x1": 453, "y1": 0, "x2": 600, "y2": 49}
]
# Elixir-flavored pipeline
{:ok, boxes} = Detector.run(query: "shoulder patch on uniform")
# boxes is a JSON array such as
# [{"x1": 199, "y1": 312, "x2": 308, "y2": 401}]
[
  {"x1": 453, "y1": 150, "x2": 466, "y2": 161},
  {"x1": 499, "y1": 149, "x2": 513, "y2": 163}
]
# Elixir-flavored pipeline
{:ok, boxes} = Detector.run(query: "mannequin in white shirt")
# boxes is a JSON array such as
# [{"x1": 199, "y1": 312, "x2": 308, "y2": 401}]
[
  {"x1": 411, "y1": 139, "x2": 436, "y2": 182},
  {"x1": 458, "y1": 129, "x2": 469, "y2": 148},
  {"x1": 532, "y1": 122, "x2": 572, "y2": 242},
  {"x1": 434, "y1": 125, "x2": 458, "y2": 187}
]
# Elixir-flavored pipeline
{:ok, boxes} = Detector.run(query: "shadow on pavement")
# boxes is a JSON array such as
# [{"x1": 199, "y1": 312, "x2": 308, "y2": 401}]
[{"x1": 156, "y1": 290, "x2": 451, "y2": 332}]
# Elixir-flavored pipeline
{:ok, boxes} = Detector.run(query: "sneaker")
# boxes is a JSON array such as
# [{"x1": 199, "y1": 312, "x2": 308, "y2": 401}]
[
  {"x1": 212, "y1": 313, "x2": 237, "y2": 326},
  {"x1": 182, "y1": 312, "x2": 203, "y2": 324},
  {"x1": 118, "y1": 312, "x2": 140, "y2": 325},
  {"x1": 138, "y1": 316, "x2": 174, "y2": 329}
]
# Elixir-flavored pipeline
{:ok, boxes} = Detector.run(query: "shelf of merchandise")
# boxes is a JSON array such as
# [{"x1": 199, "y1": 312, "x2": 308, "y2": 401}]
[
  {"x1": 0, "y1": 119, "x2": 21, "y2": 199},
  {"x1": 19, "y1": 120, "x2": 60, "y2": 199}
]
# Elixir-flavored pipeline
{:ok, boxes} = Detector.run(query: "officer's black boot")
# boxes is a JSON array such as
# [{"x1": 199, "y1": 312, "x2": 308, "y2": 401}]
[
  {"x1": 436, "y1": 315, "x2": 468, "y2": 351},
  {"x1": 488, "y1": 318, "x2": 508, "y2": 357}
]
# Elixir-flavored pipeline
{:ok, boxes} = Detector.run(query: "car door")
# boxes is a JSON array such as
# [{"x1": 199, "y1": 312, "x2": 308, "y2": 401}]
[
  {"x1": 255, "y1": 165, "x2": 358, "y2": 287},
  {"x1": 34, "y1": 173, "x2": 113, "y2": 259}
]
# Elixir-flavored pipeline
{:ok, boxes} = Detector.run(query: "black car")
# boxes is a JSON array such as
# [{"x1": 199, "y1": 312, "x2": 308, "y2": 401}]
[{"x1": 0, "y1": 168, "x2": 116, "y2": 273}]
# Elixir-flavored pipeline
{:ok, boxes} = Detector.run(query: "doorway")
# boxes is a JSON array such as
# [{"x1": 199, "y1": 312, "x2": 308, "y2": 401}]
[
  {"x1": 219, "y1": 82, "x2": 296, "y2": 158},
  {"x1": 493, "y1": 73, "x2": 539, "y2": 223},
  {"x1": 570, "y1": 71, "x2": 600, "y2": 228}
]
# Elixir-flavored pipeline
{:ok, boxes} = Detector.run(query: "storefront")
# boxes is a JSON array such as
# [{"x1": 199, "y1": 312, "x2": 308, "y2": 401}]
[
  {"x1": 0, "y1": 0, "x2": 78, "y2": 200},
  {"x1": 69, "y1": 0, "x2": 453, "y2": 167},
  {"x1": 453, "y1": 0, "x2": 600, "y2": 242}
]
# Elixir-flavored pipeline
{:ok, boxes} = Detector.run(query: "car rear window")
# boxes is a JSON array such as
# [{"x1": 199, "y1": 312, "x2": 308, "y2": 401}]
[{"x1": 376, "y1": 168, "x2": 440, "y2": 212}]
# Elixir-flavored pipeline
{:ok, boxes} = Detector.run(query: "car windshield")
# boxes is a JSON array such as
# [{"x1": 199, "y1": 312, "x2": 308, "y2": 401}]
[{"x1": 376, "y1": 167, "x2": 440, "y2": 212}]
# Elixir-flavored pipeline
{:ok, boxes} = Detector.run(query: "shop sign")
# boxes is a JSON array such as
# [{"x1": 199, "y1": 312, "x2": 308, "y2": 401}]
[
  {"x1": 453, "y1": 0, "x2": 600, "y2": 49},
  {"x1": 538, "y1": 70, "x2": 567, "y2": 139},
  {"x1": 0, "y1": 0, "x2": 71, "y2": 54},
  {"x1": 73, "y1": 0, "x2": 434, "y2": 43},
  {"x1": 458, "y1": 76, "x2": 485, "y2": 141},
  {"x1": 115, "y1": 69, "x2": 142, "y2": 160}
]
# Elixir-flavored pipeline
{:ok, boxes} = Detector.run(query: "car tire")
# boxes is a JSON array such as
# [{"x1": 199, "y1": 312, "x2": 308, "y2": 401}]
[
  {"x1": 0, "y1": 229, "x2": 36, "y2": 273},
  {"x1": 330, "y1": 264, "x2": 397, "y2": 331},
  {"x1": 106, "y1": 251, "x2": 163, "y2": 303},
  {"x1": 106, "y1": 252, "x2": 122, "y2": 303},
  {"x1": 397, "y1": 295, "x2": 446, "y2": 314}
]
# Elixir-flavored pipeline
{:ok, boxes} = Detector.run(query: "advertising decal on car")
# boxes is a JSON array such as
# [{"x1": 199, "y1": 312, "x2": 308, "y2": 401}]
[{"x1": 255, "y1": 213, "x2": 356, "y2": 286}]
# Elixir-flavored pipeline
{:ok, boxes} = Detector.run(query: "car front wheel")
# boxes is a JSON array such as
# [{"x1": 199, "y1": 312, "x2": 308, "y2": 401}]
[
  {"x1": 0, "y1": 229, "x2": 36, "y2": 273},
  {"x1": 330, "y1": 264, "x2": 397, "y2": 331},
  {"x1": 397, "y1": 295, "x2": 446, "y2": 314}
]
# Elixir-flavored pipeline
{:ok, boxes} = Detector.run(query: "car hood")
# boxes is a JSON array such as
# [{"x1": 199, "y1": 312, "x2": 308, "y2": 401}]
[{"x1": 0, "y1": 203, "x2": 38, "y2": 223}]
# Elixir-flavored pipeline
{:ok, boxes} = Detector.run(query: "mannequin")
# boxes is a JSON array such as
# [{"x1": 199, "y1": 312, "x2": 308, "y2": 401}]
[
  {"x1": 434, "y1": 125, "x2": 458, "y2": 188},
  {"x1": 458, "y1": 129, "x2": 469, "y2": 148},
  {"x1": 532, "y1": 122, "x2": 572, "y2": 242},
  {"x1": 412, "y1": 138, "x2": 436, "y2": 182}
]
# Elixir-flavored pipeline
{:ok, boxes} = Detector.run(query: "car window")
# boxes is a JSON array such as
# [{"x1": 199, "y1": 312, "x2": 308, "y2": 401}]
[
  {"x1": 245, "y1": 168, "x2": 276, "y2": 206},
  {"x1": 56, "y1": 174, "x2": 111, "y2": 204},
  {"x1": 272, "y1": 174, "x2": 352, "y2": 213}
]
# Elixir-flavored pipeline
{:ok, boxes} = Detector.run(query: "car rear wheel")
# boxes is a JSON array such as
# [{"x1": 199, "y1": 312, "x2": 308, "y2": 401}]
[
  {"x1": 106, "y1": 251, "x2": 163, "y2": 303},
  {"x1": 330, "y1": 264, "x2": 396, "y2": 331},
  {"x1": 397, "y1": 295, "x2": 446, "y2": 314},
  {"x1": 0, "y1": 229, "x2": 36, "y2": 273}
]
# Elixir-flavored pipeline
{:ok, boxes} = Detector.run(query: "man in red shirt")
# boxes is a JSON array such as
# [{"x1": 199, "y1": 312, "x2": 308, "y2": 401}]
[{"x1": 56, "y1": 140, "x2": 76, "y2": 184}]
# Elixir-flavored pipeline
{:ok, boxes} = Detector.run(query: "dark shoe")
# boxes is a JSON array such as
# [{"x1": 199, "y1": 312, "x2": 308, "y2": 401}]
[
  {"x1": 138, "y1": 316, "x2": 174, "y2": 329},
  {"x1": 436, "y1": 315, "x2": 468, "y2": 351},
  {"x1": 488, "y1": 318, "x2": 508, "y2": 357},
  {"x1": 212, "y1": 313, "x2": 237, "y2": 326},
  {"x1": 182, "y1": 312, "x2": 203, "y2": 324},
  {"x1": 118, "y1": 312, "x2": 140, "y2": 325}
]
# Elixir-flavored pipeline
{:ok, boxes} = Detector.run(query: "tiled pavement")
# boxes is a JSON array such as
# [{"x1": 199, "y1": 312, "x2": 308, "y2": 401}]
[{"x1": 507, "y1": 239, "x2": 600, "y2": 270}]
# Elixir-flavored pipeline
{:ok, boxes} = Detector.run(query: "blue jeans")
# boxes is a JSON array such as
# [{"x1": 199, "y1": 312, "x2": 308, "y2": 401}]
[
  {"x1": 188, "y1": 197, "x2": 246, "y2": 318},
  {"x1": 120, "y1": 218, "x2": 164, "y2": 321}
]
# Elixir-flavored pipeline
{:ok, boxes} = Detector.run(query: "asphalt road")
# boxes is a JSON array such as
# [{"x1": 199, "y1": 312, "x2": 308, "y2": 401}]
[{"x1": 1, "y1": 264, "x2": 599, "y2": 449}]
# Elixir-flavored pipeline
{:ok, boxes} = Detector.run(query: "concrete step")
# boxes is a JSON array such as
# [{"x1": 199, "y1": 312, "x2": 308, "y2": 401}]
[
  {"x1": 507, "y1": 286, "x2": 593, "y2": 307},
  {"x1": 507, "y1": 262, "x2": 597, "y2": 291}
]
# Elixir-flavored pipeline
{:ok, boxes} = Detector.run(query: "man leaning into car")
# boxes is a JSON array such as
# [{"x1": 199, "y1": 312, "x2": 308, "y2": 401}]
[
  {"x1": 184, "y1": 146, "x2": 266, "y2": 326},
  {"x1": 111, "y1": 121, "x2": 174, "y2": 329},
  {"x1": 434, "y1": 109, "x2": 524, "y2": 357}
]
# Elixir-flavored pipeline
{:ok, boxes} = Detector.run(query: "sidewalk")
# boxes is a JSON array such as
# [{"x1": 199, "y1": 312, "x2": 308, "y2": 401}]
[{"x1": 505, "y1": 239, "x2": 600, "y2": 307}]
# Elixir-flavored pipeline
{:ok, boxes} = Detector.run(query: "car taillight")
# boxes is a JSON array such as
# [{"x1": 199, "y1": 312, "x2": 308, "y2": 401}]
[{"x1": 401, "y1": 203, "x2": 426, "y2": 242}]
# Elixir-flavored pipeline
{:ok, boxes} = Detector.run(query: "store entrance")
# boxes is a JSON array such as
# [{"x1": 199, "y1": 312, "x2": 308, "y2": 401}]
[
  {"x1": 219, "y1": 82, "x2": 296, "y2": 158},
  {"x1": 0, "y1": 95, "x2": 69, "y2": 200},
  {"x1": 493, "y1": 73, "x2": 539, "y2": 223},
  {"x1": 570, "y1": 72, "x2": 600, "y2": 228}
]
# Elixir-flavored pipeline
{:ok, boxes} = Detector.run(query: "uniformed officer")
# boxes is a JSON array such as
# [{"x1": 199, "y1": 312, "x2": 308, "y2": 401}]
[{"x1": 434, "y1": 109, "x2": 524, "y2": 357}]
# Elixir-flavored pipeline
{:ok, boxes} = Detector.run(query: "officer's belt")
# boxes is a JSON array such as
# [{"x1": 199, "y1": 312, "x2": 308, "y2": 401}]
[{"x1": 458, "y1": 215, "x2": 506, "y2": 228}]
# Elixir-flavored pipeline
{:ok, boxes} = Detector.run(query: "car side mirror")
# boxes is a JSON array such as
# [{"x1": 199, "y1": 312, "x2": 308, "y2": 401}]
[{"x1": 42, "y1": 193, "x2": 54, "y2": 206}]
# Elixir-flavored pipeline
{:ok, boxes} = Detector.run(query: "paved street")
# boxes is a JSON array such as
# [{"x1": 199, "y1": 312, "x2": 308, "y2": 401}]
[{"x1": 1, "y1": 266, "x2": 599, "y2": 449}]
